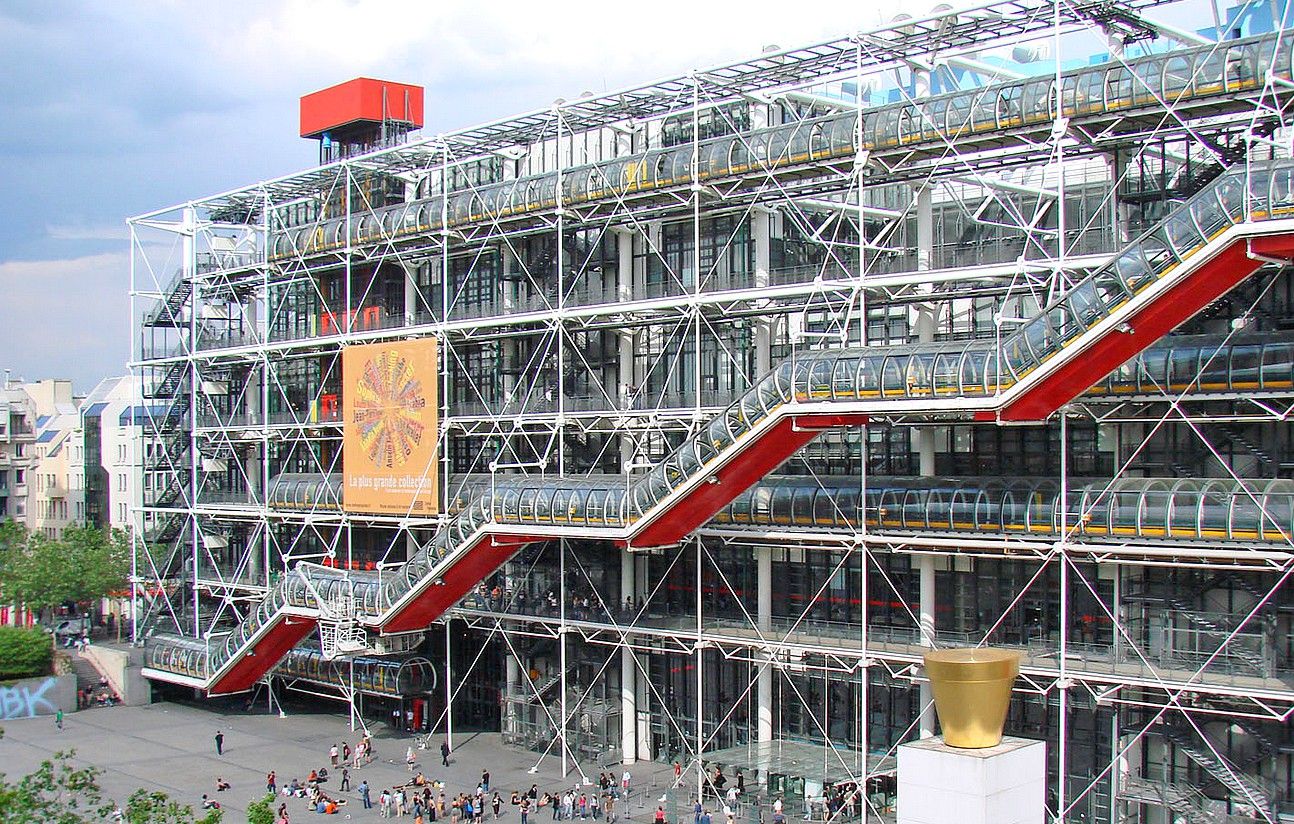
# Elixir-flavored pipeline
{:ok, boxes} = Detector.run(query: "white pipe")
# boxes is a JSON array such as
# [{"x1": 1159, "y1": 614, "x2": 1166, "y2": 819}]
[
  {"x1": 939, "y1": 54, "x2": 1028, "y2": 81},
  {"x1": 777, "y1": 90, "x2": 857, "y2": 111},
  {"x1": 796, "y1": 198, "x2": 905, "y2": 220},
  {"x1": 949, "y1": 174, "x2": 1058, "y2": 199}
]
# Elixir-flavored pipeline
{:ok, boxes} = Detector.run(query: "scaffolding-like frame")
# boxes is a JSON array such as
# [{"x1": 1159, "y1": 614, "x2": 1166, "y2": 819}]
[{"x1": 130, "y1": 1, "x2": 1294, "y2": 821}]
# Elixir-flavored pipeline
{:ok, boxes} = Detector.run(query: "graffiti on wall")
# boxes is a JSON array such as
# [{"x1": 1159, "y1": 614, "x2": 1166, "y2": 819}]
[{"x1": 0, "y1": 677, "x2": 58, "y2": 718}]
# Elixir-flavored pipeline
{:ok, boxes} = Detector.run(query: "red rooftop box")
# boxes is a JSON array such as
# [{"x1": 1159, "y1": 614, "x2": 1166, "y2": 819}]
[{"x1": 300, "y1": 78, "x2": 425, "y2": 139}]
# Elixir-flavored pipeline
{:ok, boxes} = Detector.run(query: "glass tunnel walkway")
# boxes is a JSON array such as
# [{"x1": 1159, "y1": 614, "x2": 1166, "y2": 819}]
[
  {"x1": 266, "y1": 32, "x2": 1289, "y2": 268},
  {"x1": 144, "y1": 161, "x2": 1294, "y2": 693}
]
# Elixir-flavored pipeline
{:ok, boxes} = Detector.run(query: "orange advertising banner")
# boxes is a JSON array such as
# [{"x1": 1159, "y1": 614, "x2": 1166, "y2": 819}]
[{"x1": 342, "y1": 338, "x2": 440, "y2": 515}]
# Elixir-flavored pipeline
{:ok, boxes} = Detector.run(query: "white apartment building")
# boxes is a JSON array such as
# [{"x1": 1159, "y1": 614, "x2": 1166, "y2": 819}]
[
  {"x1": 24, "y1": 379, "x2": 84, "y2": 539},
  {"x1": 81, "y1": 375, "x2": 147, "y2": 533},
  {"x1": 0, "y1": 374, "x2": 36, "y2": 523}
]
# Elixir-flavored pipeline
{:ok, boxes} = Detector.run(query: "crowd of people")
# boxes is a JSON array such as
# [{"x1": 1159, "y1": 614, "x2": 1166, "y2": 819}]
[
  {"x1": 202, "y1": 728, "x2": 875, "y2": 824},
  {"x1": 257, "y1": 734, "x2": 381, "y2": 820},
  {"x1": 224, "y1": 735, "x2": 642, "y2": 824}
]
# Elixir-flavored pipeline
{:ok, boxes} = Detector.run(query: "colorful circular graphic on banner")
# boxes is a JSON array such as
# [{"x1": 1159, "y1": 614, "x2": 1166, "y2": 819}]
[{"x1": 352, "y1": 350, "x2": 428, "y2": 468}]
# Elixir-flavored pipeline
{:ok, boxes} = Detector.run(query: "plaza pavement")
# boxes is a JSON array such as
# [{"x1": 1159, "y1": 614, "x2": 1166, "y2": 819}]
[{"x1": 0, "y1": 702, "x2": 677, "y2": 821}]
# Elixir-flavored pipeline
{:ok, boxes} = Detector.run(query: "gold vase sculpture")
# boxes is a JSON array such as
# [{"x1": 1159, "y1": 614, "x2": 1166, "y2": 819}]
[{"x1": 923, "y1": 648, "x2": 1021, "y2": 748}]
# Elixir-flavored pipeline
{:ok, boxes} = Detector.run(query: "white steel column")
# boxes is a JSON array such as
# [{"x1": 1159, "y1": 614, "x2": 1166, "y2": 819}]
[
  {"x1": 444, "y1": 619, "x2": 454, "y2": 746},
  {"x1": 404, "y1": 262, "x2": 418, "y2": 326},
  {"x1": 621, "y1": 547, "x2": 637, "y2": 764},
  {"x1": 246, "y1": 295, "x2": 264, "y2": 582},
  {"x1": 913, "y1": 178, "x2": 938, "y2": 739},
  {"x1": 617, "y1": 227, "x2": 637, "y2": 473},
  {"x1": 695, "y1": 538, "x2": 705, "y2": 793},
  {"x1": 183, "y1": 206, "x2": 200, "y2": 639},
  {"x1": 506, "y1": 645, "x2": 521, "y2": 742},
  {"x1": 501, "y1": 249, "x2": 519, "y2": 402},
  {"x1": 754, "y1": 208, "x2": 773, "y2": 375},
  {"x1": 757, "y1": 545, "x2": 774, "y2": 745},
  {"x1": 635, "y1": 554, "x2": 651, "y2": 759},
  {"x1": 559, "y1": 539, "x2": 570, "y2": 777},
  {"x1": 917, "y1": 557, "x2": 936, "y2": 738}
]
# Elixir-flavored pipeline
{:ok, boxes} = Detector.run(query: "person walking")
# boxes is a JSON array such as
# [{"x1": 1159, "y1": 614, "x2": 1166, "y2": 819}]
[
  {"x1": 492, "y1": 792, "x2": 503, "y2": 819},
  {"x1": 408, "y1": 744, "x2": 417, "y2": 770},
  {"x1": 482, "y1": 769, "x2": 491, "y2": 793},
  {"x1": 330, "y1": 743, "x2": 339, "y2": 767},
  {"x1": 267, "y1": 770, "x2": 276, "y2": 795},
  {"x1": 360, "y1": 780, "x2": 372, "y2": 809},
  {"x1": 441, "y1": 739, "x2": 451, "y2": 767},
  {"x1": 340, "y1": 767, "x2": 351, "y2": 792},
  {"x1": 55, "y1": 708, "x2": 63, "y2": 730},
  {"x1": 214, "y1": 730, "x2": 224, "y2": 755}
]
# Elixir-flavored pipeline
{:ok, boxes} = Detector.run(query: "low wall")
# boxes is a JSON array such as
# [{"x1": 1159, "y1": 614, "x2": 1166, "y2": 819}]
[
  {"x1": 83, "y1": 644, "x2": 151, "y2": 706},
  {"x1": 0, "y1": 673, "x2": 76, "y2": 719}
]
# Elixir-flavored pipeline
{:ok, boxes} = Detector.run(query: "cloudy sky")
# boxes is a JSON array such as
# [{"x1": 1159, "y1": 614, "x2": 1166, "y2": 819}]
[
  {"x1": 1, "y1": 0, "x2": 931, "y2": 391},
  {"x1": 3, "y1": 0, "x2": 1225, "y2": 391}
]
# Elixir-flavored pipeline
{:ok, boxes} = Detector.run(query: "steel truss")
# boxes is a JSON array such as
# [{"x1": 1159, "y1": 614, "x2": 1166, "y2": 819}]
[{"x1": 131, "y1": 0, "x2": 1294, "y2": 820}]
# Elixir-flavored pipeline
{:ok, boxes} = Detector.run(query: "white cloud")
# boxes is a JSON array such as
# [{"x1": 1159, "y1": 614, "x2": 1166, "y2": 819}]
[
  {"x1": 0, "y1": 252, "x2": 131, "y2": 389},
  {"x1": 45, "y1": 221, "x2": 129, "y2": 242}
]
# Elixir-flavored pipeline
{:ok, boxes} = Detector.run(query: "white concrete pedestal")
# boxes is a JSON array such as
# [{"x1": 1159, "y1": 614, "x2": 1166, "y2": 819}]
[{"x1": 897, "y1": 735, "x2": 1046, "y2": 824}]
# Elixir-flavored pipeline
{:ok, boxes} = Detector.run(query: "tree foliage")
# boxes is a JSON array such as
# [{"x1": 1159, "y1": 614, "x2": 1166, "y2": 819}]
[
  {"x1": 124, "y1": 788, "x2": 223, "y2": 824},
  {"x1": 246, "y1": 793, "x2": 275, "y2": 824},
  {"x1": 0, "y1": 748, "x2": 220, "y2": 824},
  {"x1": 0, "y1": 521, "x2": 130, "y2": 614},
  {"x1": 0, "y1": 749, "x2": 111, "y2": 823},
  {"x1": 0, "y1": 625, "x2": 53, "y2": 680}
]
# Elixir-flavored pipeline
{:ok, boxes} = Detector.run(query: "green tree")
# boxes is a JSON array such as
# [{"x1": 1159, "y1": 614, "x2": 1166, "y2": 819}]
[
  {"x1": 1, "y1": 523, "x2": 129, "y2": 617},
  {"x1": 0, "y1": 518, "x2": 31, "y2": 589},
  {"x1": 62, "y1": 525, "x2": 131, "y2": 602},
  {"x1": 246, "y1": 793, "x2": 275, "y2": 824},
  {"x1": 0, "y1": 625, "x2": 53, "y2": 679},
  {"x1": 0, "y1": 747, "x2": 219, "y2": 824},
  {"x1": 124, "y1": 788, "x2": 224, "y2": 824},
  {"x1": 0, "y1": 749, "x2": 111, "y2": 823}
]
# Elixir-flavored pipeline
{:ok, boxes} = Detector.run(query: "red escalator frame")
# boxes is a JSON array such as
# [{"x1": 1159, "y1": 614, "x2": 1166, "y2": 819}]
[
  {"x1": 629, "y1": 412, "x2": 869, "y2": 548},
  {"x1": 997, "y1": 233, "x2": 1294, "y2": 421},
  {"x1": 208, "y1": 614, "x2": 319, "y2": 695},
  {"x1": 381, "y1": 534, "x2": 543, "y2": 633}
]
